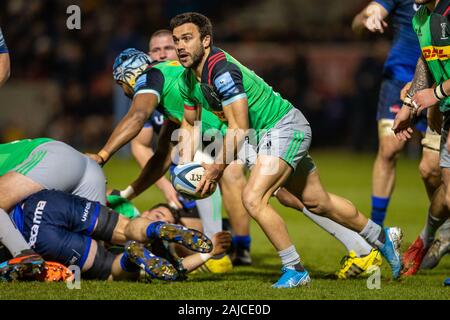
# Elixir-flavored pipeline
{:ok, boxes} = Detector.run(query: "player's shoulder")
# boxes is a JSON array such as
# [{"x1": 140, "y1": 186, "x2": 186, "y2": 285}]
[
  {"x1": 205, "y1": 47, "x2": 241, "y2": 84},
  {"x1": 412, "y1": 4, "x2": 429, "y2": 23}
]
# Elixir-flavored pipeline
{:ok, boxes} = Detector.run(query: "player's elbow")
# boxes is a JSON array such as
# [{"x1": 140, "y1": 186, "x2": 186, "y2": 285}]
[{"x1": 130, "y1": 110, "x2": 149, "y2": 128}]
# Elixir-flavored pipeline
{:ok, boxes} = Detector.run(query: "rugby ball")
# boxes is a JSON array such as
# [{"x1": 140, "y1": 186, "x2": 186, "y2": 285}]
[{"x1": 171, "y1": 162, "x2": 216, "y2": 200}]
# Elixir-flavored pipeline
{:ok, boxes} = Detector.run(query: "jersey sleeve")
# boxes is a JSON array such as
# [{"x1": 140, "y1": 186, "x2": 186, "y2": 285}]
[
  {"x1": 211, "y1": 61, "x2": 247, "y2": 107},
  {"x1": 134, "y1": 68, "x2": 165, "y2": 103},
  {"x1": 178, "y1": 72, "x2": 198, "y2": 111},
  {"x1": 374, "y1": 0, "x2": 395, "y2": 13},
  {"x1": 0, "y1": 28, "x2": 8, "y2": 54}
]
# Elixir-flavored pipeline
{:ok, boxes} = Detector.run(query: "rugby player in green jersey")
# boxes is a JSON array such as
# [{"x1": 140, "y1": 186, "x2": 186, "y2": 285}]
[
  {"x1": 89, "y1": 47, "x2": 250, "y2": 271},
  {"x1": 393, "y1": 0, "x2": 450, "y2": 277},
  {"x1": 171, "y1": 12, "x2": 404, "y2": 287}
]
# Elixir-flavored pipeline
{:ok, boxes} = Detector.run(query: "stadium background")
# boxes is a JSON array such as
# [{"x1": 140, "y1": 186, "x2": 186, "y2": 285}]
[
  {"x1": 0, "y1": 0, "x2": 448, "y2": 300},
  {"x1": 0, "y1": 0, "x2": 410, "y2": 154}
]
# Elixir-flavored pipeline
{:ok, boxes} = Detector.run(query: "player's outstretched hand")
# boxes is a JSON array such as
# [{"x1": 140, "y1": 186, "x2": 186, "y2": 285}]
[
  {"x1": 400, "y1": 82, "x2": 412, "y2": 101},
  {"x1": 392, "y1": 106, "x2": 414, "y2": 141},
  {"x1": 196, "y1": 163, "x2": 225, "y2": 197},
  {"x1": 364, "y1": 5, "x2": 388, "y2": 33},
  {"x1": 211, "y1": 231, "x2": 232, "y2": 256}
]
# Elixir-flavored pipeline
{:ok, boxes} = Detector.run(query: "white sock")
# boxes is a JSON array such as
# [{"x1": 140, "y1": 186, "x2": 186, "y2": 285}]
[
  {"x1": 359, "y1": 219, "x2": 383, "y2": 248},
  {"x1": 278, "y1": 245, "x2": 301, "y2": 269},
  {"x1": 303, "y1": 207, "x2": 373, "y2": 256},
  {"x1": 0, "y1": 209, "x2": 30, "y2": 257},
  {"x1": 195, "y1": 185, "x2": 223, "y2": 239}
]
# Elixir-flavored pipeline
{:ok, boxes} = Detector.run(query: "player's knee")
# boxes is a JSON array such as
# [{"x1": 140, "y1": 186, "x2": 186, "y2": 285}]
[
  {"x1": 378, "y1": 141, "x2": 401, "y2": 163},
  {"x1": 419, "y1": 157, "x2": 441, "y2": 182},
  {"x1": 242, "y1": 188, "x2": 264, "y2": 218},
  {"x1": 302, "y1": 195, "x2": 329, "y2": 216}
]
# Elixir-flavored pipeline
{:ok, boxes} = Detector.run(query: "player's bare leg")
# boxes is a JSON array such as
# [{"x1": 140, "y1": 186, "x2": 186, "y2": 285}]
[
  {"x1": 242, "y1": 155, "x2": 311, "y2": 287},
  {"x1": 402, "y1": 169, "x2": 450, "y2": 276},
  {"x1": 284, "y1": 156, "x2": 403, "y2": 278},
  {"x1": 371, "y1": 124, "x2": 406, "y2": 226},
  {"x1": 275, "y1": 187, "x2": 378, "y2": 279},
  {"x1": 419, "y1": 148, "x2": 441, "y2": 200},
  {"x1": 220, "y1": 162, "x2": 252, "y2": 265}
]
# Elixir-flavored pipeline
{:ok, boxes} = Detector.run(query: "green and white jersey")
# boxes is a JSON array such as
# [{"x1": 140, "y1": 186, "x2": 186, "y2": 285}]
[
  {"x1": 133, "y1": 60, "x2": 227, "y2": 135},
  {"x1": 413, "y1": 3, "x2": 450, "y2": 112},
  {"x1": 179, "y1": 47, "x2": 293, "y2": 132},
  {"x1": 0, "y1": 138, "x2": 53, "y2": 176}
]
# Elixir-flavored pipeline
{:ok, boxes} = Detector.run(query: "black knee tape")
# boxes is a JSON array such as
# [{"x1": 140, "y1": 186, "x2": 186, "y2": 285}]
[
  {"x1": 82, "y1": 244, "x2": 115, "y2": 280},
  {"x1": 91, "y1": 206, "x2": 119, "y2": 242},
  {"x1": 179, "y1": 206, "x2": 200, "y2": 219}
]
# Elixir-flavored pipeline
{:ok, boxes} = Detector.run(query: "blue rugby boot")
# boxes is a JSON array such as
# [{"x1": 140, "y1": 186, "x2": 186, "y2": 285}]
[
  {"x1": 272, "y1": 266, "x2": 311, "y2": 288},
  {"x1": 147, "y1": 221, "x2": 213, "y2": 253},
  {"x1": 125, "y1": 241, "x2": 178, "y2": 281},
  {"x1": 379, "y1": 227, "x2": 403, "y2": 279}
]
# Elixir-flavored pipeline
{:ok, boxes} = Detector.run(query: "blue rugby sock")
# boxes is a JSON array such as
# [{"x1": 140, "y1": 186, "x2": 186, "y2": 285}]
[
  {"x1": 371, "y1": 196, "x2": 390, "y2": 227},
  {"x1": 232, "y1": 235, "x2": 251, "y2": 250}
]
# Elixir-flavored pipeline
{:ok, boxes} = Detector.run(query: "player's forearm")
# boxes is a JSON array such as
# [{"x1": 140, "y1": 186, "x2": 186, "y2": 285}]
[
  {"x1": 130, "y1": 138, "x2": 173, "y2": 194},
  {"x1": 179, "y1": 117, "x2": 198, "y2": 163},
  {"x1": 407, "y1": 56, "x2": 434, "y2": 97},
  {"x1": 0, "y1": 53, "x2": 10, "y2": 87},
  {"x1": 215, "y1": 128, "x2": 246, "y2": 168},
  {"x1": 130, "y1": 146, "x2": 172, "y2": 198},
  {"x1": 155, "y1": 176, "x2": 174, "y2": 193},
  {"x1": 182, "y1": 253, "x2": 212, "y2": 272}
]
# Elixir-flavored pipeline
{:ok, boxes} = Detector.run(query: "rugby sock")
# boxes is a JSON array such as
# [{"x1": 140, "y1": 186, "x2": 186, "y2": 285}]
[
  {"x1": 232, "y1": 235, "x2": 251, "y2": 251},
  {"x1": 278, "y1": 245, "x2": 304, "y2": 271},
  {"x1": 0, "y1": 209, "x2": 30, "y2": 257},
  {"x1": 119, "y1": 251, "x2": 140, "y2": 273},
  {"x1": 359, "y1": 219, "x2": 385, "y2": 248},
  {"x1": 146, "y1": 221, "x2": 165, "y2": 239},
  {"x1": 420, "y1": 211, "x2": 446, "y2": 247},
  {"x1": 371, "y1": 196, "x2": 390, "y2": 227},
  {"x1": 196, "y1": 186, "x2": 222, "y2": 239},
  {"x1": 302, "y1": 208, "x2": 372, "y2": 256}
]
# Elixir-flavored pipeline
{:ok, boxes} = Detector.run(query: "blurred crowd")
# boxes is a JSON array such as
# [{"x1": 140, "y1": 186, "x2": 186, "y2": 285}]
[{"x1": 0, "y1": 0, "x2": 392, "y2": 152}]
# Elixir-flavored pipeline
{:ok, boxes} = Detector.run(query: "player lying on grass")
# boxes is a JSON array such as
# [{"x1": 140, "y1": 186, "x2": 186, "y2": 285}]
[
  {"x1": 0, "y1": 138, "x2": 107, "y2": 281},
  {"x1": 107, "y1": 194, "x2": 236, "y2": 273},
  {"x1": 170, "y1": 12, "x2": 404, "y2": 288},
  {"x1": 4, "y1": 189, "x2": 230, "y2": 281}
]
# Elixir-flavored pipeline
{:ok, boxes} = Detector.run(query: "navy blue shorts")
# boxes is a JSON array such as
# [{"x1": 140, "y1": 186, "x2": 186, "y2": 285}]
[
  {"x1": 143, "y1": 109, "x2": 166, "y2": 134},
  {"x1": 11, "y1": 190, "x2": 101, "y2": 268},
  {"x1": 377, "y1": 77, "x2": 427, "y2": 133}
]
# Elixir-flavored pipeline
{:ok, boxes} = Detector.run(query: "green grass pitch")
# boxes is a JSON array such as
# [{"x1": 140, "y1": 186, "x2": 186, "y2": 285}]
[{"x1": 1, "y1": 150, "x2": 449, "y2": 300}]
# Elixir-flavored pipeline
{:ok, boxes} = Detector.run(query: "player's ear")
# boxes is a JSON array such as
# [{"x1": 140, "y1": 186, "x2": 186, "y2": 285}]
[{"x1": 202, "y1": 35, "x2": 211, "y2": 49}]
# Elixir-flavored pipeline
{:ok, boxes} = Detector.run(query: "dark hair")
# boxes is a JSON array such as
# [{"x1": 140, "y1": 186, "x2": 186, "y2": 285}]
[
  {"x1": 150, "y1": 29, "x2": 172, "y2": 40},
  {"x1": 149, "y1": 203, "x2": 182, "y2": 224},
  {"x1": 169, "y1": 12, "x2": 213, "y2": 44}
]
